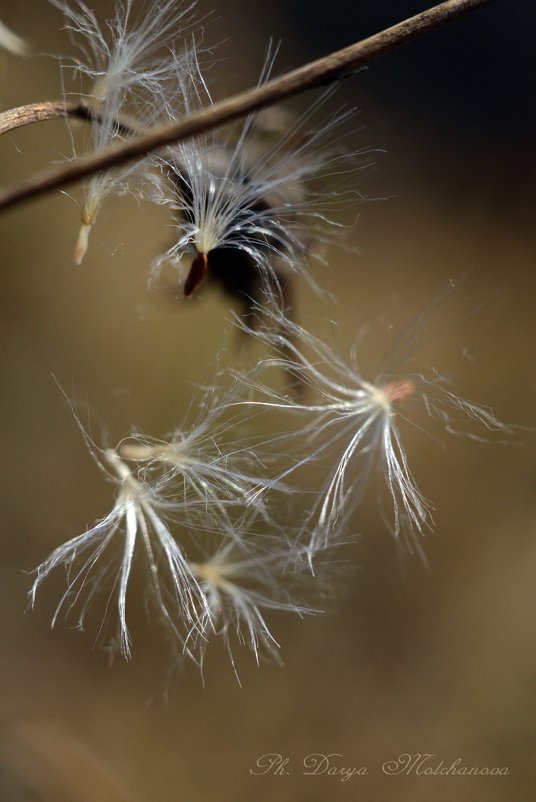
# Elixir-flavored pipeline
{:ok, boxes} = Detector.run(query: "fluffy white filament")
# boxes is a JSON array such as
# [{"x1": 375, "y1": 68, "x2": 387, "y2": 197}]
[
  {"x1": 235, "y1": 304, "x2": 512, "y2": 561},
  {"x1": 50, "y1": 0, "x2": 199, "y2": 262},
  {"x1": 150, "y1": 46, "x2": 368, "y2": 299}
]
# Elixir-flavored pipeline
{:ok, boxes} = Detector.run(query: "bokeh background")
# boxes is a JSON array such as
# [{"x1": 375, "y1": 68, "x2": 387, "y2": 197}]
[{"x1": 1, "y1": 1, "x2": 535, "y2": 800}]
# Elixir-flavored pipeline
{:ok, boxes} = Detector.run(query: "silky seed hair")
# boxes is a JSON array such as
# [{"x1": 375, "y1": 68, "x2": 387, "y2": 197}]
[
  {"x1": 20, "y1": 2, "x2": 521, "y2": 680},
  {"x1": 50, "y1": 0, "x2": 200, "y2": 263},
  {"x1": 149, "y1": 43, "x2": 369, "y2": 315},
  {"x1": 29, "y1": 369, "x2": 300, "y2": 663},
  {"x1": 233, "y1": 299, "x2": 513, "y2": 562}
]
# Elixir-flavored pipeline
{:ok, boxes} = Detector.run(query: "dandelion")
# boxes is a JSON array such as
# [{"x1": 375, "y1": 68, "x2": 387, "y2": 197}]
[
  {"x1": 50, "y1": 0, "x2": 199, "y2": 263},
  {"x1": 235, "y1": 302, "x2": 513, "y2": 561},
  {"x1": 150, "y1": 46, "x2": 367, "y2": 319}
]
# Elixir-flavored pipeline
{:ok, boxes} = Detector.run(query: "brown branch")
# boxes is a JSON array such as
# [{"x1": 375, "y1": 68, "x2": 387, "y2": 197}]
[
  {"x1": 0, "y1": 101, "x2": 91, "y2": 134},
  {"x1": 0, "y1": 100, "x2": 139, "y2": 137},
  {"x1": 0, "y1": 0, "x2": 497, "y2": 212}
]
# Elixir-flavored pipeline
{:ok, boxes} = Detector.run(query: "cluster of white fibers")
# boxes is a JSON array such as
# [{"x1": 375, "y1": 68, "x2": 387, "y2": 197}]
[
  {"x1": 148, "y1": 44, "x2": 370, "y2": 310},
  {"x1": 27, "y1": 2, "x2": 517, "y2": 679},
  {"x1": 50, "y1": 0, "x2": 200, "y2": 263},
  {"x1": 233, "y1": 301, "x2": 513, "y2": 565},
  {"x1": 29, "y1": 380, "x2": 310, "y2": 669}
]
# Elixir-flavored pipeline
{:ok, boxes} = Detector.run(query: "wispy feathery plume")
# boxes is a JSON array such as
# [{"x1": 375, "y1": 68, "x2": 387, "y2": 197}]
[
  {"x1": 18, "y1": 1, "x2": 517, "y2": 682},
  {"x1": 50, "y1": 0, "x2": 199, "y2": 263},
  {"x1": 116, "y1": 381, "x2": 290, "y2": 535},
  {"x1": 186, "y1": 536, "x2": 315, "y2": 681},
  {"x1": 234, "y1": 299, "x2": 514, "y2": 562},
  {"x1": 29, "y1": 378, "x2": 294, "y2": 659},
  {"x1": 29, "y1": 446, "x2": 208, "y2": 659},
  {"x1": 150, "y1": 45, "x2": 369, "y2": 319}
]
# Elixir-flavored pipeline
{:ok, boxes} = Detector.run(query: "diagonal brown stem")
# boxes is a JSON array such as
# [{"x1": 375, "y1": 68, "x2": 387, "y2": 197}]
[{"x1": 0, "y1": 0, "x2": 497, "y2": 212}]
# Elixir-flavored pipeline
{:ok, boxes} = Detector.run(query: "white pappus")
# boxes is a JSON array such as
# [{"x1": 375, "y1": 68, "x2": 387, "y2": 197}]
[
  {"x1": 234, "y1": 301, "x2": 513, "y2": 563},
  {"x1": 185, "y1": 535, "x2": 316, "y2": 682},
  {"x1": 50, "y1": 0, "x2": 199, "y2": 263},
  {"x1": 29, "y1": 378, "x2": 294, "y2": 660},
  {"x1": 150, "y1": 44, "x2": 370, "y2": 318},
  {"x1": 29, "y1": 445, "x2": 208, "y2": 660}
]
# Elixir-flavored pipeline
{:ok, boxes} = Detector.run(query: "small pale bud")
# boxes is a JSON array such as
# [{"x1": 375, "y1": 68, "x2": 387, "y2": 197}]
[{"x1": 72, "y1": 222, "x2": 92, "y2": 265}]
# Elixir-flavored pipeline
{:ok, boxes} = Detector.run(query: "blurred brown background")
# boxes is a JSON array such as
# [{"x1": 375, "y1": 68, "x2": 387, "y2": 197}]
[{"x1": 1, "y1": 1, "x2": 535, "y2": 800}]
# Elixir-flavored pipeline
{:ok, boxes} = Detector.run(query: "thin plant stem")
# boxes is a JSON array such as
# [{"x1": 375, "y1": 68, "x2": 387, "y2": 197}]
[{"x1": 0, "y1": 101, "x2": 137, "y2": 136}]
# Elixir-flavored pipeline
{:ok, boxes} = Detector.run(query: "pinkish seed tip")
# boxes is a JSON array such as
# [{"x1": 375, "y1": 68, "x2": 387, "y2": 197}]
[{"x1": 383, "y1": 378, "x2": 416, "y2": 405}]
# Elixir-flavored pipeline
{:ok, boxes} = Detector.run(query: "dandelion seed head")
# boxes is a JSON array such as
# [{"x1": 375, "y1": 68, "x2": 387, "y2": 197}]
[
  {"x1": 150, "y1": 48, "x2": 367, "y2": 312},
  {"x1": 235, "y1": 300, "x2": 512, "y2": 560},
  {"x1": 30, "y1": 438, "x2": 210, "y2": 661}
]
